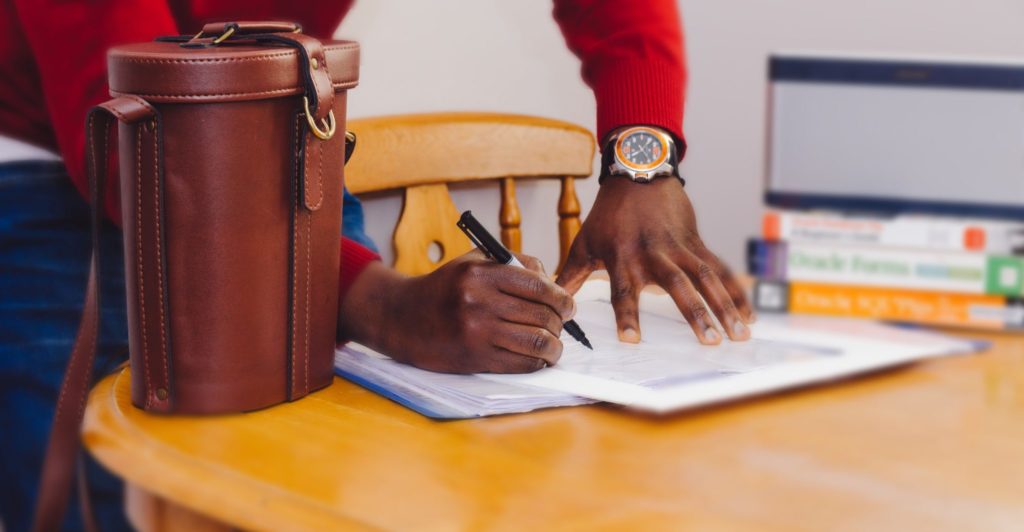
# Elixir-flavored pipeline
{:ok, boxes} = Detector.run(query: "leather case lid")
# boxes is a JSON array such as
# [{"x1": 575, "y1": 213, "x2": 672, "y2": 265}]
[{"x1": 108, "y1": 40, "x2": 359, "y2": 103}]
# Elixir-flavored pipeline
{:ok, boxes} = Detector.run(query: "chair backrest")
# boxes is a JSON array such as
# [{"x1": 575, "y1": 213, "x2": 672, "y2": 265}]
[{"x1": 345, "y1": 112, "x2": 595, "y2": 275}]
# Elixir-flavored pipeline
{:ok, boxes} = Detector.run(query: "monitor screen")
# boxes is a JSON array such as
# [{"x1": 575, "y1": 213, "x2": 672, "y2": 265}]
[{"x1": 766, "y1": 54, "x2": 1024, "y2": 220}]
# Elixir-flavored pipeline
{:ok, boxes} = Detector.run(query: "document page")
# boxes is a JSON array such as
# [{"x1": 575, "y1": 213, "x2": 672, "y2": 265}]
[
  {"x1": 337, "y1": 280, "x2": 977, "y2": 418},
  {"x1": 335, "y1": 346, "x2": 592, "y2": 419},
  {"x1": 481, "y1": 280, "x2": 977, "y2": 412}
]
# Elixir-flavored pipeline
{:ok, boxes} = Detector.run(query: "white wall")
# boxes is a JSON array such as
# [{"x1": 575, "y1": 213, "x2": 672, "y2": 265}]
[{"x1": 338, "y1": 0, "x2": 1024, "y2": 270}]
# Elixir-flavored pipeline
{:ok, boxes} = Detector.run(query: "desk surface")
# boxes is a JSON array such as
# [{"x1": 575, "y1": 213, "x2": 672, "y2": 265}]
[{"x1": 84, "y1": 330, "x2": 1024, "y2": 531}]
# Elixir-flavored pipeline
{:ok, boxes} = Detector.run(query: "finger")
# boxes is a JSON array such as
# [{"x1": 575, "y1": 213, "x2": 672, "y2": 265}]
[
  {"x1": 607, "y1": 264, "x2": 642, "y2": 343},
  {"x1": 674, "y1": 250, "x2": 750, "y2": 341},
  {"x1": 453, "y1": 248, "x2": 486, "y2": 263},
  {"x1": 481, "y1": 347, "x2": 547, "y2": 374},
  {"x1": 554, "y1": 240, "x2": 594, "y2": 295},
  {"x1": 514, "y1": 252, "x2": 546, "y2": 275},
  {"x1": 490, "y1": 323, "x2": 563, "y2": 366},
  {"x1": 699, "y1": 250, "x2": 756, "y2": 324},
  {"x1": 650, "y1": 255, "x2": 723, "y2": 345},
  {"x1": 488, "y1": 266, "x2": 575, "y2": 321},
  {"x1": 492, "y1": 296, "x2": 564, "y2": 336}
]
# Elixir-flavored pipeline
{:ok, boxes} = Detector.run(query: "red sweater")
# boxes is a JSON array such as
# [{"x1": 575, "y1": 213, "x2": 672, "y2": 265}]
[{"x1": 0, "y1": 0, "x2": 686, "y2": 298}]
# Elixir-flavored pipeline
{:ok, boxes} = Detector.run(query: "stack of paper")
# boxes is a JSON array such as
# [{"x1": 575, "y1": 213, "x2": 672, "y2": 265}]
[
  {"x1": 335, "y1": 280, "x2": 978, "y2": 418},
  {"x1": 335, "y1": 347, "x2": 593, "y2": 418}
]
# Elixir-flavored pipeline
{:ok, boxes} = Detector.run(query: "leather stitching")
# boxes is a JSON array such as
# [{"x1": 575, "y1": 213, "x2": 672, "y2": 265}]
[
  {"x1": 105, "y1": 106, "x2": 133, "y2": 123},
  {"x1": 102, "y1": 95, "x2": 154, "y2": 122},
  {"x1": 136, "y1": 126, "x2": 152, "y2": 408},
  {"x1": 292, "y1": 115, "x2": 302, "y2": 398},
  {"x1": 319, "y1": 51, "x2": 335, "y2": 99},
  {"x1": 305, "y1": 199, "x2": 311, "y2": 395},
  {"x1": 323, "y1": 44, "x2": 361, "y2": 52},
  {"x1": 123, "y1": 94, "x2": 153, "y2": 107},
  {"x1": 70, "y1": 294, "x2": 96, "y2": 426},
  {"x1": 152, "y1": 124, "x2": 170, "y2": 405},
  {"x1": 55, "y1": 114, "x2": 98, "y2": 429},
  {"x1": 78, "y1": 114, "x2": 108, "y2": 421},
  {"x1": 111, "y1": 53, "x2": 294, "y2": 64},
  {"x1": 121, "y1": 88, "x2": 296, "y2": 99},
  {"x1": 310, "y1": 52, "x2": 335, "y2": 121},
  {"x1": 301, "y1": 132, "x2": 314, "y2": 394},
  {"x1": 110, "y1": 82, "x2": 357, "y2": 100},
  {"x1": 109, "y1": 45, "x2": 357, "y2": 65},
  {"x1": 73, "y1": 319, "x2": 97, "y2": 423},
  {"x1": 304, "y1": 133, "x2": 311, "y2": 209},
  {"x1": 303, "y1": 136, "x2": 324, "y2": 211},
  {"x1": 36, "y1": 104, "x2": 154, "y2": 530},
  {"x1": 316, "y1": 140, "x2": 324, "y2": 210}
]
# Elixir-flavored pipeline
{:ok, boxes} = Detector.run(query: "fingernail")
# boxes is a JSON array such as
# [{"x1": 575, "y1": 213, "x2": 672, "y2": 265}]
[
  {"x1": 732, "y1": 321, "x2": 751, "y2": 339},
  {"x1": 703, "y1": 327, "x2": 721, "y2": 344},
  {"x1": 620, "y1": 327, "x2": 641, "y2": 343},
  {"x1": 747, "y1": 312, "x2": 757, "y2": 324}
]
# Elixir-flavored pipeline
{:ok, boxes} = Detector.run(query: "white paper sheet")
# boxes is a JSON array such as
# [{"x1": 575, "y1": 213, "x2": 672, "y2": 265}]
[
  {"x1": 335, "y1": 346, "x2": 592, "y2": 418},
  {"x1": 481, "y1": 281, "x2": 976, "y2": 413},
  {"x1": 335, "y1": 280, "x2": 978, "y2": 418}
]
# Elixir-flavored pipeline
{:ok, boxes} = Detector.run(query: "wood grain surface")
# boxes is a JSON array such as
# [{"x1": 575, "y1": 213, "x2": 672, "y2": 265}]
[
  {"x1": 84, "y1": 328, "x2": 1024, "y2": 531},
  {"x1": 344, "y1": 113, "x2": 594, "y2": 194}
]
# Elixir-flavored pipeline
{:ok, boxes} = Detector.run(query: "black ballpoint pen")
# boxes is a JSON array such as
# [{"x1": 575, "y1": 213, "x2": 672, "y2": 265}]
[{"x1": 457, "y1": 210, "x2": 593, "y2": 350}]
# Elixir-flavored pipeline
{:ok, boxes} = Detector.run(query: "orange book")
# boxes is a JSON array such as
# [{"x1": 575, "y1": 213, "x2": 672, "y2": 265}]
[{"x1": 755, "y1": 280, "x2": 1024, "y2": 331}]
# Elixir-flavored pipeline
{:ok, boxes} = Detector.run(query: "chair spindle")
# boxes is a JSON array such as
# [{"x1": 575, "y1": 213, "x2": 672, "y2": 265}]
[
  {"x1": 499, "y1": 178, "x2": 522, "y2": 253},
  {"x1": 557, "y1": 176, "x2": 582, "y2": 272}
]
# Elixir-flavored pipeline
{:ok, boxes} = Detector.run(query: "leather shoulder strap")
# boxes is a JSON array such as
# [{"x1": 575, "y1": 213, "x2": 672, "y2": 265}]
[{"x1": 33, "y1": 96, "x2": 155, "y2": 532}]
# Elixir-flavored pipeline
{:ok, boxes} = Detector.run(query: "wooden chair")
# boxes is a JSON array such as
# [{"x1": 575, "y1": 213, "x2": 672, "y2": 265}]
[{"x1": 344, "y1": 112, "x2": 595, "y2": 275}]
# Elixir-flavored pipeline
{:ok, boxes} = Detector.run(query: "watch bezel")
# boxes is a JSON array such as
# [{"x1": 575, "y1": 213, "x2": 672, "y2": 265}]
[{"x1": 613, "y1": 126, "x2": 672, "y2": 172}]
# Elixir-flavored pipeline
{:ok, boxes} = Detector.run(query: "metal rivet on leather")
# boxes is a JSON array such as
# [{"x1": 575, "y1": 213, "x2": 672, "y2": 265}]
[
  {"x1": 155, "y1": 388, "x2": 169, "y2": 400},
  {"x1": 311, "y1": 58, "x2": 319, "y2": 70}
]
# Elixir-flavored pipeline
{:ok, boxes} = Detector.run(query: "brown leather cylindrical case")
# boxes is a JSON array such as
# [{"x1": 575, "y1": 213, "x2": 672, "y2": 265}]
[
  {"x1": 33, "y1": 24, "x2": 362, "y2": 528},
  {"x1": 106, "y1": 24, "x2": 359, "y2": 414}
]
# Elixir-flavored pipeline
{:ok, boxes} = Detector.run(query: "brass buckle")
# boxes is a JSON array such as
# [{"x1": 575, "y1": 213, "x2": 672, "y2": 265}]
[
  {"x1": 303, "y1": 97, "x2": 336, "y2": 140},
  {"x1": 344, "y1": 131, "x2": 357, "y2": 163},
  {"x1": 191, "y1": 24, "x2": 237, "y2": 44},
  {"x1": 211, "y1": 26, "x2": 237, "y2": 44}
]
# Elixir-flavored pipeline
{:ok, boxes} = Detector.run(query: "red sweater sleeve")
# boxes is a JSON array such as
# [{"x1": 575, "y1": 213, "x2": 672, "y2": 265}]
[
  {"x1": 552, "y1": 0, "x2": 687, "y2": 153},
  {"x1": 13, "y1": 1, "x2": 375, "y2": 312},
  {"x1": 11, "y1": 0, "x2": 179, "y2": 224},
  {"x1": 339, "y1": 237, "x2": 381, "y2": 302}
]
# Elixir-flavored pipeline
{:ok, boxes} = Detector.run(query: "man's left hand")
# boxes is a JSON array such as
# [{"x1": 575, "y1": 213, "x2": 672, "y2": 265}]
[{"x1": 556, "y1": 177, "x2": 755, "y2": 345}]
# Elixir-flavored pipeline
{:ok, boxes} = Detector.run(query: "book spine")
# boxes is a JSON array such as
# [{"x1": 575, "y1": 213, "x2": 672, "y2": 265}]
[
  {"x1": 754, "y1": 280, "x2": 1024, "y2": 331},
  {"x1": 762, "y1": 211, "x2": 1024, "y2": 254},
  {"x1": 747, "y1": 239, "x2": 1024, "y2": 296}
]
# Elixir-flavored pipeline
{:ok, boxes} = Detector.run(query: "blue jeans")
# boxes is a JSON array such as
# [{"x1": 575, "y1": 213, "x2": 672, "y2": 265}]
[{"x1": 0, "y1": 161, "x2": 375, "y2": 531}]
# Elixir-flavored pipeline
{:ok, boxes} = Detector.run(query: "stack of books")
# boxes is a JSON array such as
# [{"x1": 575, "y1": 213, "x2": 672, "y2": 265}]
[{"x1": 749, "y1": 210, "x2": 1024, "y2": 331}]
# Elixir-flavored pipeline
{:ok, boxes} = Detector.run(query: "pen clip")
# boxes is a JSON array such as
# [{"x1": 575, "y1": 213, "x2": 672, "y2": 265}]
[{"x1": 456, "y1": 218, "x2": 493, "y2": 260}]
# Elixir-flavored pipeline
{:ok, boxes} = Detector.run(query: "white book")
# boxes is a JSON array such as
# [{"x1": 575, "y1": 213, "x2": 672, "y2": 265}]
[
  {"x1": 764, "y1": 210, "x2": 1024, "y2": 254},
  {"x1": 335, "y1": 280, "x2": 976, "y2": 418}
]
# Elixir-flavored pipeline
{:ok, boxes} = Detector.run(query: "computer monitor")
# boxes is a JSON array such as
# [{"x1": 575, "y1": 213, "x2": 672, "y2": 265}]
[{"x1": 766, "y1": 53, "x2": 1024, "y2": 220}]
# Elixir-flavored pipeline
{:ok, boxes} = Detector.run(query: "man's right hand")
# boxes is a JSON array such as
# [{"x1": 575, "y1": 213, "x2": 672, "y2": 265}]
[{"x1": 338, "y1": 251, "x2": 576, "y2": 374}]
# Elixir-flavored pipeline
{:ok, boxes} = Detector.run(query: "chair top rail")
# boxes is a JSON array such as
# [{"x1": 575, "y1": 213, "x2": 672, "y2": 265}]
[{"x1": 345, "y1": 112, "x2": 595, "y2": 194}]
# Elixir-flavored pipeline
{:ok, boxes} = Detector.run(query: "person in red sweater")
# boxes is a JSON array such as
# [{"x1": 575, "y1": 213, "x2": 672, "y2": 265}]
[{"x1": 1, "y1": 1, "x2": 753, "y2": 530}]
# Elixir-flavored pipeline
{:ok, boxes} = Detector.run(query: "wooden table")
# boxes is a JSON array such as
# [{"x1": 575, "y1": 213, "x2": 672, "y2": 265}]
[{"x1": 83, "y1": 330, "x2": 1024, "y2": 531}]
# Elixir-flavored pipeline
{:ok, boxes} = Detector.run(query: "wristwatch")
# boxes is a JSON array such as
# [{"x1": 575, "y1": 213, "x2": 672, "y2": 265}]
[{"x1": 600, "y1": 126, "x2": 682, "y2": 184}]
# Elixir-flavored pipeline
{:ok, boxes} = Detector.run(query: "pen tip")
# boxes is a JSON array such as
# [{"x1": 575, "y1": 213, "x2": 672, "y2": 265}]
[{"x1": 581, "y1": 338, "x2": 593, "y2": 350}]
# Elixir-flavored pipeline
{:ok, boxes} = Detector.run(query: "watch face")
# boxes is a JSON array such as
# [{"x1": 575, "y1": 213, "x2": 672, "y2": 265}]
[{"x1": 614, "y1": 127, "x2": 670, "y2": 171}]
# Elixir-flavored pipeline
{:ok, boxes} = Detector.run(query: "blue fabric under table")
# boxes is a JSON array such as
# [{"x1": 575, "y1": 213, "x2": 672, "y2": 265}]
[{"x1": 0, "y1": 160, "x2": 375, "y2": 531}]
